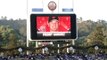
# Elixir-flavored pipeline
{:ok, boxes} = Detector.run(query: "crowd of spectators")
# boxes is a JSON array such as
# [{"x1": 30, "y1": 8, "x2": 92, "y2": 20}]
[{"x1": 0, "y1": 52, "x2": 107, "y2": 60}]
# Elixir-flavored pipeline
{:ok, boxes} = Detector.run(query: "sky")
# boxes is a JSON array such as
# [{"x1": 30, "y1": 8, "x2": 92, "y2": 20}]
[{"x1": 0, "y1": 0, "x2": 107, "y2": 21}]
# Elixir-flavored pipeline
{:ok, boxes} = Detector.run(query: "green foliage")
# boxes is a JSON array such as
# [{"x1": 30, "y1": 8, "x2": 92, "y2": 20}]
[
  {"x1": 0, "y1": 19, "x2": 26, "y2": 48},
  {"x1": 8, "y1": 32, "x2": 17, "y2": 48},
  {"x1": 0, "y1": 17, "x2": 107, "y2": 54},
  {"x1": 0, "y1": 25, "x2": 17, "y2": 48},
  {"x1": 85, "y1": 25, "x2": 105, "y2": 46},
  {"x1": 76, "y1": 19, "x2": 107, "y2": 46}
]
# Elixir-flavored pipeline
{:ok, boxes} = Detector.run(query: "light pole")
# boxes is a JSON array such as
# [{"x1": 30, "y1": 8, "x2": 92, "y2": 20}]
[
  {"x1": 44, "y1": 47, "x2": 48, "y2": 54},
  {"x1": 94, "y1": 46, "x2": 99, "y2": 54},
  {"x1": 18, "y1": 48, "x2": 23, "y2": 55},
  {"x1": 69, "y1": 46, "x2": 74, "y2": 54}
]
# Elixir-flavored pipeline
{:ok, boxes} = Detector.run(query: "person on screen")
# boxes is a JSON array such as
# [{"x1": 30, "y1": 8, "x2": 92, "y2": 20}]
[{"x1": 48, "y1": 16, "x2": 59, "y2": 32}]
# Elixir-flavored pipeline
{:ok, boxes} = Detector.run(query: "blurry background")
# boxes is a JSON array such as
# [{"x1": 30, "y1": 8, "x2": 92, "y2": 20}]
[{"x1": 0, "y1": 0, "x2": 107, "y2": 55}]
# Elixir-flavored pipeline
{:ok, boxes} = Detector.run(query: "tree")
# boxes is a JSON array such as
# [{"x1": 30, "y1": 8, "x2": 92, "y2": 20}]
[
  {"x1": 0, "y1": 25, "x2": 18, "y2": 48},
  {"x1": 85, "y1": 25, "x2": 105, "y2": 46},
  {"x1": 8, "y1": 32, "x2": 17, "y2": 49},
  {"x1": 0, "y1": 33, "x2": 2, "y2": 47}
]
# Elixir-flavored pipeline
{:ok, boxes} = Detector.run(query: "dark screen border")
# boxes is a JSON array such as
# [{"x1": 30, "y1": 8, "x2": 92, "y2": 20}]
[{"x1": 30, "y1": 14, "x2": 76, "y2": 40}]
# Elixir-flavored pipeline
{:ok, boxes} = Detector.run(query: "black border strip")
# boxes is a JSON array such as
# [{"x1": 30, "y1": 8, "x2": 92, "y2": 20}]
[{"x1": 30, "y1": 14, "x2": 76, "y2": 40}]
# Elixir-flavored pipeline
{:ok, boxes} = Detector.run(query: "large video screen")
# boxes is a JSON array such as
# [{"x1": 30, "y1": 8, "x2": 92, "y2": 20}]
[{"x1": 30, "y1": 14, "x2": 76, "y2": 40}]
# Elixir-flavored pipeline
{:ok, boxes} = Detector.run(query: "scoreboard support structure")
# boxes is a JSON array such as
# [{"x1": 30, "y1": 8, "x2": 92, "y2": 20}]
[
  {"x1": 27, "y1": 0, "x2": 76, "y2": 54},
  {"x1": 26, "y1": 39, "x2": 75, "y2": 54}
]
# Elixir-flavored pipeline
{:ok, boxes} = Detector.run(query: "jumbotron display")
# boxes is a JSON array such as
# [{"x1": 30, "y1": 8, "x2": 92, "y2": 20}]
[{"x1": 30, "y1": 14, "x2": 76, "y2": 40}]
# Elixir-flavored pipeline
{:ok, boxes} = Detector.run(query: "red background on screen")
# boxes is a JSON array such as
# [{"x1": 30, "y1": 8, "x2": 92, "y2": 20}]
[{"x1": 36, "y1": 16, "x2": 71, "y2": 32}]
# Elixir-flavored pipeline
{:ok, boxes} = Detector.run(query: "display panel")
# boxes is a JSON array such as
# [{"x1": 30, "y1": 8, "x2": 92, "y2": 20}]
[{"x1": 30, "y1": 14, "x2": 76, "y2": 40}]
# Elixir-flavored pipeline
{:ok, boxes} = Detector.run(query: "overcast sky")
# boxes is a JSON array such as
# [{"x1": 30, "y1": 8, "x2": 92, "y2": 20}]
[{"x1": 0, "y1": 0, "x2": 107, "y2": 21}]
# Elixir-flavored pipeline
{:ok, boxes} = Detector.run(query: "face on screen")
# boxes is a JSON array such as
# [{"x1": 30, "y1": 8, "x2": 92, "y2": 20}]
[
  {"x1": 49, "y1": 19, "x2": 59, "y2": 32},
  {"x1": 31, "y1": 14, "x2": 76, "y2": 39},
  {"x1": 37, "y1": 16, "x2": 71, "y2": 32}
]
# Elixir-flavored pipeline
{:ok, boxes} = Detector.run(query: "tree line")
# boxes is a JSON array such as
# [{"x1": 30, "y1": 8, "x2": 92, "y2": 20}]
[{"x1": 0, "y1": 18, "x2": 107, "y2": 48}]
